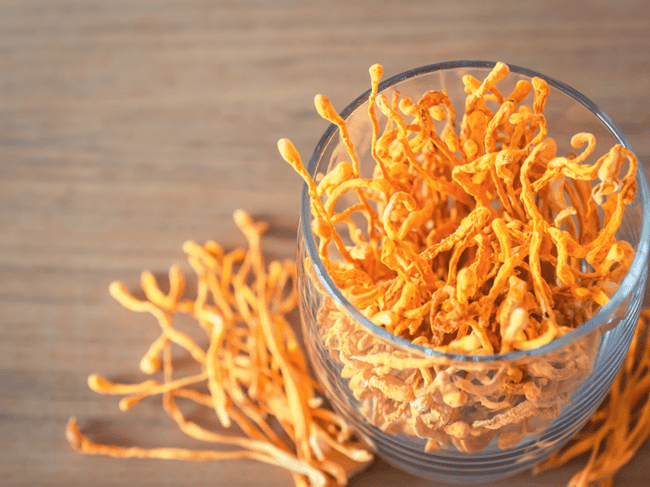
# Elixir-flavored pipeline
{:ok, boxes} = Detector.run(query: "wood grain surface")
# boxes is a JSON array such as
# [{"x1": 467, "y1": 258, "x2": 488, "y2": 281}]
[{"x1": 2, "y1": 1, "x2": 649, "y2": 485}]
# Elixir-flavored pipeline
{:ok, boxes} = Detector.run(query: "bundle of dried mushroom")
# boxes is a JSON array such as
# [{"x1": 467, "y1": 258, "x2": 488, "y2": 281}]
[
  {"x1": 67, "y1": 211, "x2": 373, "y2": 487},
  {"x1": 279, "y1": 61, "x2": 639, "y2": 454}
]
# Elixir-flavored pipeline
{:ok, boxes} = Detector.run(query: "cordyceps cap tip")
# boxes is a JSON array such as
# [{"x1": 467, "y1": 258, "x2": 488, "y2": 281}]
[
  {"x1": 233, "y1": 209, "x2": 251, "y2": 227},
  {"x1": 66, "y1": 417, "x2": 83, "y2": 451},
  {"x1": 314, "y1": 94, "x2": 345, "y2": 125},
  {"x1": 369, "y1": 63, "x2": 383, "y2": 82},
  {"x1": 87, "y1": 373, "x2": 103, "y2": 391},
  {"x1": 277, "y1": 138, "x2": 301, "y2": 166},
  {"x1": 108, "y1": 281, "x2": 128, "y2": 298},
  {"x1": 314, "y1": 93, "x2": 331, "y2": 118}
]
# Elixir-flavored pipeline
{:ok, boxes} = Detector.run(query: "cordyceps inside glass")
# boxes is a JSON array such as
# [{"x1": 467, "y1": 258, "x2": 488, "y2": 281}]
[{"x1": 292, "y1": 61, "x2": 650, "y2": 484}]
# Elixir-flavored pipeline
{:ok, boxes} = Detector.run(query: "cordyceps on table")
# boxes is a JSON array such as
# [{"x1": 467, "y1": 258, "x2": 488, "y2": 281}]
[
  {"x1": 67, "y1": 211, "x2": 373, "y2": 487},
  {"x1": 68, "y1": 62, "x2": 650, "y2": 487}
]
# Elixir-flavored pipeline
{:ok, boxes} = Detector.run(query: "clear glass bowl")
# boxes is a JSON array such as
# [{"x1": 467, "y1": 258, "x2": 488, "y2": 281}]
[{"x1": 296, "y1": 61, "x2": 650, "y2": 483}]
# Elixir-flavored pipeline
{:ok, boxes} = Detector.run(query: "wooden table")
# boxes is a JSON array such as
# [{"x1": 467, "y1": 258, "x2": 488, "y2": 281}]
[{"x1": 2, "y1": 1, "x2": 649, "y2": 485}]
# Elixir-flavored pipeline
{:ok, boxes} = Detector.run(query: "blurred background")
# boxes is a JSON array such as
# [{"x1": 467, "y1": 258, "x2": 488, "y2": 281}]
[{"x1": 1, "y1": 1, "x2": 649, "y2": 485}]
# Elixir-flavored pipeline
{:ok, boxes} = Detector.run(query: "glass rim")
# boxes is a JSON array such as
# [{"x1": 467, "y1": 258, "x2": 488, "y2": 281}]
[{"x1": 300, "y1": 60, "x2": 650, "y2": 363}]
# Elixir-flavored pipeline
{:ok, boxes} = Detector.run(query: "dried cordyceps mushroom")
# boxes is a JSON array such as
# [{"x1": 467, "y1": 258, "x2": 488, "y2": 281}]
[
  {"x1": 280, "y1": 62, "x2": 639, "y2": 454},
  {"x1": 67, "y1": 211, "x2": 373, "y2": 487}
]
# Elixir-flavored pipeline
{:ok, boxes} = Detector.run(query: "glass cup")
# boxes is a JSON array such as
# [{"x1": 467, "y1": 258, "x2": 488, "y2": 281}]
[{"x1": 296, "y1": 61, "x2": 650, "y2": 483}]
